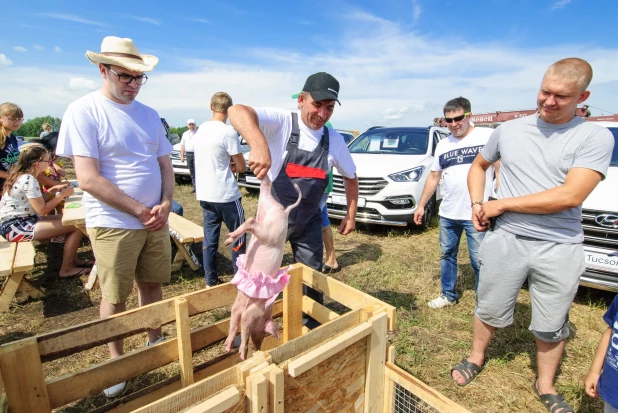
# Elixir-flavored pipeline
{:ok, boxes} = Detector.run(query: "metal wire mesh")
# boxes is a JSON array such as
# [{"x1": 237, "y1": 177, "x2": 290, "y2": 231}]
[{"x1": 390, "y1": 381, "x2": 441, "y2": 413}]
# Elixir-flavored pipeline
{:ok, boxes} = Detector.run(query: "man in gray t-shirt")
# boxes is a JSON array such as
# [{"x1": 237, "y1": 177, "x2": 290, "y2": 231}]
[{"x1": 450, "y1": 58, "x2": 614, "y2": 412}]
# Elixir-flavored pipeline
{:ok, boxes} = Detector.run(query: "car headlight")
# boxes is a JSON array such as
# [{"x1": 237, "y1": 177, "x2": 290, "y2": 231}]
[{"x1": 387, "y1": 166, "x2": 425, "y2": 182}]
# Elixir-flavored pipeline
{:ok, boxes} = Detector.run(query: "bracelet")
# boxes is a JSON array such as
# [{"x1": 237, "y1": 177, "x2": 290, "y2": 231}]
[{"x1": 471, "y1": 201, "x2": 483, "y2": 207}]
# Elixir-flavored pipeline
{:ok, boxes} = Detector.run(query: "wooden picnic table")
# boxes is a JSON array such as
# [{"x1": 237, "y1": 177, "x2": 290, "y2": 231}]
[{"x1": 61, "y1": 186, "x2": 203, "y2": 290}]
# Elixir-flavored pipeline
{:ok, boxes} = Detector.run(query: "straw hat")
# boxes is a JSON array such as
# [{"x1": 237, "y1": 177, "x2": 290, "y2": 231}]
[{"x1": 85, "y1": 36, "x2": 158, "y2": 73}]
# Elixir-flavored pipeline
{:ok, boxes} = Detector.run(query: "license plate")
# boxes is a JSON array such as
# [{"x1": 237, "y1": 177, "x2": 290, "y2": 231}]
[
  {"x1": 245, "y1": 176, "x2": 260, "y2": 184},
  {"x1": 585, "y1": 251, "x2": 618, "y2": 274},
  {"x1": 330, "y1": 195, "x2": 365, "y2": 208}
]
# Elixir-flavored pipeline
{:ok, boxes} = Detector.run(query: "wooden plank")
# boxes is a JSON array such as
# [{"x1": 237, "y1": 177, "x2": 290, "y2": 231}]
[
  {"x1": 175, "y1": 298, "x2": 194, "y2": 387},
  {"x1": 0, "y1": 240, "x2": 16, "y2": 277},
  {"x1": 60, "y1": 193, "x2": 86, "y2": 227},
  {"x1": 0, "y1": 272, "x2": 25, "y2": 313},
  {"x1": 35, "y1": 283, "x2": 238, "y2": 360},
  {"x1": 301, "y1": 296, "x2": 339, "y2": 324},
  {"x1": 131, "y1": 367, "x2": 239, "y2": 413},
  {"x1": 183, "y1": 386, "x2": 240, "y2": 413},
  {"x1": 364, "y1": 313, "x2": 388, "y2": 413},
  {"x1": 168, "y1": 212, "x2": 203, "y2": 242},
  {"x1": 266, "y1": 365, "x2": 284, "y2": 413},
  {"x1": 387, "y1": 345, "x2": 396, "y2": 363},
  {"x1": 12, "y1": 242, "x2": 34, "y2": 273},
  {"x1": 249, "y1": 374, "x2": 267, "y2": 413},
  {"x1": 16, "y1": 278, "x2": 45, "y2": 299},
  {"x1": 384, "y1": 362, "x2": 473, "y2": 413},
  {"x1": 287, "y1": 321, "x2": 373, "y2": 377},
  {"x1": 0, "y1": 337, "x2": 51, "y2": 413},
  {"x1": 102, "y1": 352, "x2": 242, "y2": 413},
  {"x1": 283, "y1": 338, "x2": 367, "y2": 412},
  {"x1": 283, "y1": 266, "x2": 303, "y2": 342},
  {"x1": 301, "y1": 265, "x2": 397, "y2": 331},
  {"x1": 268, "y1": 307, "x2": 363, "y2": 365}
]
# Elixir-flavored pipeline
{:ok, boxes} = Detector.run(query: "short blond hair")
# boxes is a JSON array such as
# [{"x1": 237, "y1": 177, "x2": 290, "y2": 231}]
[
  {"x1": 42, "y1": 122, "x2": 52, "y2": 132},
  {"x1": 211, "y1": 92, "x2": 233, "y2": 114},
  {"x1": 546, "y1": 58, "x2": 593, "y2": 92}
]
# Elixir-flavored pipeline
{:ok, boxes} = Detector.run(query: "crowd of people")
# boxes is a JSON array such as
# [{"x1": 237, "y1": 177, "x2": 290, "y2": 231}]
[{"x1": 0, "y1": 34, "x2": 616, "y2": 411}]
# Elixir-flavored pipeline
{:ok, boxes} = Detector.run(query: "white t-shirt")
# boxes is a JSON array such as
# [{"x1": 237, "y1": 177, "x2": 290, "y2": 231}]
[
  {"x1": 194, "y1": 120, "x2": 242, "y2": 203},
  {"x1": 180, "y1": 129, "x2": 197, "y2": 152},
  {"x1": 0, "y1": 174, "x2": 42, "y2": 221},
  {"x1": 253, "y1": 108, "x2": 356, "y2": 180},
  {"x1": 431, "y1": 127, "x2": 494, "y2": 220},
  {"x1": 56, "y1": 91, "x2": 173, "y2": 229}
]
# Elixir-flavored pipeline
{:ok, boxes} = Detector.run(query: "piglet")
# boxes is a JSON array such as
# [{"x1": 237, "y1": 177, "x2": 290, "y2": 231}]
[{"x1": 223, "y1": 175, "x2": 301, "y2": 359}]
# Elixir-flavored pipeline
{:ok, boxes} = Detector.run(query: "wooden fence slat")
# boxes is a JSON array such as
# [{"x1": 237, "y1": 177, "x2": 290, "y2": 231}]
[
  {"x1": 287, "y1": 321, "x2": 373, "y2": 377},
  {"x1": 301, "y1": 295, "x2": 339, "y2": 324},
  {"x1": 364, "y1": 312, "x2": 388, "y2": 413},
  {"x1": 267, "y1": 365, "x2": 284, "y2": 413},
  {"x1": 283, "y1": 266, "x2": 303, "y2": 342},
  {"x1": 249, "y1": 374, "x2": 267, "y2": 413},
  {"x1": 175, "y1": 298, "x2": 194, "y2": 387},
  {"x1": 182, "y1": 386, "x2": 240, "y2": 413},
  {"x1": 0, "y1": 337, "x2": 51, "y2": 413}
]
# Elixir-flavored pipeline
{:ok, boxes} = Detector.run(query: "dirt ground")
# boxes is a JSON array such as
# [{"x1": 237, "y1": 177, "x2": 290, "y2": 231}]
[{"x1": 0, "y1": 176, "x2": 614, "y2": 412}]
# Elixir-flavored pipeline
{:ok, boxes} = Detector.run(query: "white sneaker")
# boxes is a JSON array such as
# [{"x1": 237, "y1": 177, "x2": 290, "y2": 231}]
[
  {"x1": 103, "y1": 382, "x2": 126, "y2": 398},
  {"x1": 146, "y1": 336, "x2": 166, "y2": 346},
  {"x1": 428, "y1": 295, "x2": 456, "y2": 309}
]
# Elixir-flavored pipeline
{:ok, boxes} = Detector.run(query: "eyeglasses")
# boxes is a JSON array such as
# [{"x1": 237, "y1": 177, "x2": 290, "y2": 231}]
[
  {"x1": 2, "y1": 116, "x2": 24, "y2": 123},
  {"x1": 107, "y1": 67, "x2": 148, "y2": 85},
  {"x1": 444, "y1": 112, "x2": 471, "y2": 124}
]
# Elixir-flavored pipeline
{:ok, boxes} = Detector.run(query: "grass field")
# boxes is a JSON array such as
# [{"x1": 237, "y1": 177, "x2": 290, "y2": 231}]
[{"x1": 0, "y1": 167, "x2": 614, "y2": 412}]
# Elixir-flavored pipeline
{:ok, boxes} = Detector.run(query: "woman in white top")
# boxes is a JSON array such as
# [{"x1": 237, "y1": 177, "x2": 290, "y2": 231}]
[{"x1": 0, "y1": 145, "x2": 91, "y2": 278}]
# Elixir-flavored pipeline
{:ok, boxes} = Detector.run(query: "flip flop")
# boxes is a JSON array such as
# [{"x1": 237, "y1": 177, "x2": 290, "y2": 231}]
[
  {"x1": 532, "y1": 381, "x2": 575, "y2": 413},
  {"x1": 59, "y1": 267, "x2": 91, "y2": 279},
  {"x1": 321, "y1": 264, "x2": 341, "y2": 274},
  {"x1": 450, "y1": 358, "x2": 485, "y2": 386}
]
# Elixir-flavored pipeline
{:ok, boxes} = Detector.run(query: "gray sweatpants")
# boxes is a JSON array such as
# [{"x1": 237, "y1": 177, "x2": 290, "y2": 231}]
[{"x1": 475, "y1": 227, "x2": 584, "y2": 342}]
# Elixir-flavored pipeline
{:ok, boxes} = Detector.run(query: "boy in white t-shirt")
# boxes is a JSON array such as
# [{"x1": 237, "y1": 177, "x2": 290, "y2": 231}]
[
  {"x1": 193, "y1": 92, "x2": 247, "y2": 287},
  {"x1": 413, "y1": 97, "x2": 496, "y2": 309}
]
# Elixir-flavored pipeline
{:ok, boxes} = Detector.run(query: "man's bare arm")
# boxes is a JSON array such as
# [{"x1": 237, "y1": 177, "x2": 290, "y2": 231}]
[
  {"x1": 467, "y1": 154, "x2": 494, "y2": 231},
  {"x1": 228, "y1": 104, "x2": 271, "y2": 179},
  {"x1": 73, "y1": 155, "x2": 151, "y2": 223},
  {"x1": 230, "y1": 153, "x2": 246, "y2": 174},
  {"x1": 339, "y1": 174, "x2": 359, "y2": 235},
  {"x1": 413, "y1": 170, "x2": 441, "y2": 225},
  {"x1": 481, "y1": 167, "x2": 603, "y2": 219},
  {"x1": 144, "y1": 155, "x2": 174, "y2": 231}
]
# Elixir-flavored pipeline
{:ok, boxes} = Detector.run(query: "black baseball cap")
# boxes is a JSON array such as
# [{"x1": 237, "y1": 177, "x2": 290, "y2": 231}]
[{"x1": 302, "y1": 72, "x2": 341, "y2": 105}]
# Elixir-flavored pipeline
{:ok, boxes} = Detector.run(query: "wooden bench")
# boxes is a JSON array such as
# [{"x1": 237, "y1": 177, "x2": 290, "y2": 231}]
[
  {"x1": 0, "y1": 237, "x2": 43, "y2": 312},
  {"x1": 168, "y1": 212, "x2": 203, "y2": 271}
]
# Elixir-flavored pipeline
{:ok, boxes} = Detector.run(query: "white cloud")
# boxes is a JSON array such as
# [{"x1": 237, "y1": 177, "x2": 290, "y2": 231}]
[
  {"x1": 134, "y1": 17, "x2": 160, "y2": 25},
  {"x1": 13, "y1": 46, "x2": 27, "y2": 52},
  {"x1": 411, "y1": 0, "x2": 421, "y2": 22},
  {"x1": 68, "y1": 77, "x2": 97, "y2": 91},
  {"x1": 190, "y1": 18, "x2": 210, "y2": 24},
  {"x1": 54, "y1": 46, "x2": 62, "y2": 52},
  {"x1": 551, "y1": 0, "x2": 572, "y2": 9},
  {"x1": 39, "y1": 13, "x2": 107, "y2": 27},
  {"x1": 34, "y1": 44, "x2": 44, "y2": 51},
  {"x1": 0, "y1": 54, "x2": 12, "y2": 66},
  {"x1": 2, "y1": 11, "x2": 618, "y2": 130}
]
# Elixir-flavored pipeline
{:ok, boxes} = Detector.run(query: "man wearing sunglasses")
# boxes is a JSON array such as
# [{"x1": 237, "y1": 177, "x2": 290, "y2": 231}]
[
  {"x1": 453, "y1": 58, "x2": 614, "y2": 413},
  {"x1": 414, "y1": 97, "x2": 495, "y2": 310},
  {"x1": 57, "y1": 36, "x2": 174, "y2": 398}
]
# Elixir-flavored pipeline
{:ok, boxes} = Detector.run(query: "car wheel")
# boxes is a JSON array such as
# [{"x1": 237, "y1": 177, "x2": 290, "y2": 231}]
[{"x1": 419, "y1": 194, "x2": 436, "y2": 229}]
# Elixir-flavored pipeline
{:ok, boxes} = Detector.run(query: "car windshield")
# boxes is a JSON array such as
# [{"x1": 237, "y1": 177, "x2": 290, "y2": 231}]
[
  {"x1": 348, "y1": 128, "x2": 428, "y2": 155},
  {"x1": 608, "y1": 128, "x2": 618, "y2": 166}
]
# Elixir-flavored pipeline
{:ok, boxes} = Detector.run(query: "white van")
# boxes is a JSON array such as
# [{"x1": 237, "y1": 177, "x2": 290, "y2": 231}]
[{"x1": 580, "y1": 123, "x2": 618, "y2": 291}]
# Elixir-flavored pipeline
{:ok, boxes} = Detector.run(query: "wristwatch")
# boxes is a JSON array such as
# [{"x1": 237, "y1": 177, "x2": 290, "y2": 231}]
[{"x1": 471, "y1": 201, "x2": 483, "y2": 207}]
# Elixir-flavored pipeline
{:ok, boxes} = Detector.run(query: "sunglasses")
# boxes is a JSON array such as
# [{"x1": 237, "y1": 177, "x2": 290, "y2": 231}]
[{"x1": 444, "y1": 112, "x2": 471, "y2": 124}]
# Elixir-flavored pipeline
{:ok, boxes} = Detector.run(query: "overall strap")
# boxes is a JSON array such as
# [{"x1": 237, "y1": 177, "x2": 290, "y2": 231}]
[
  {"x1": 288, "y1": 113, "x2": 300, "y2": 146},
  {"x1": 321, "y1": 126, "x2": 330, "y2": 153}
]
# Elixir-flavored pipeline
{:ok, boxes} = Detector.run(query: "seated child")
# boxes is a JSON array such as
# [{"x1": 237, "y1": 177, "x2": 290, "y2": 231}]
[{"x1": 0, "y1": 145, "x2": 92, "y2": 278}]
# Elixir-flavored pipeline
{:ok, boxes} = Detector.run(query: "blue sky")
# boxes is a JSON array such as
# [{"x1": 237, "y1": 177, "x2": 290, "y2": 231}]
[{"x1": 2, "y1": 0, "x2": 618, "y2": 129}]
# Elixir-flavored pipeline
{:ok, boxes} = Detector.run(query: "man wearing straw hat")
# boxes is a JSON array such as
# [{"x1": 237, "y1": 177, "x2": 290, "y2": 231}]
[{"x1": 56, "y1": 36, "x2": 174, "y2": 397}]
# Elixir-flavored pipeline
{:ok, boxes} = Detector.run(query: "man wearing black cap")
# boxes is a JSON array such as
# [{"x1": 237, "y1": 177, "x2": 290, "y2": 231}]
[{"x1": 228, "y1": 72, "x2": 358, "y2": 305}]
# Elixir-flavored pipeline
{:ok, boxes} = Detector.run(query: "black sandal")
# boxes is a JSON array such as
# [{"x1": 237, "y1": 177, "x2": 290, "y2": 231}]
[
  {"x1": 532, "y1": 381, "x2": 574, "y2": 413},
  {"x1": 450, "y1": 358, "x2": 485, "y2": 386}
]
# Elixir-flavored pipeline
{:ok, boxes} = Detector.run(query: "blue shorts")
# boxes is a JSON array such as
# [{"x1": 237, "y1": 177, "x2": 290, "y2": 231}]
[{"x1": 319, "y1": 193, "x2": 330, "y2": 229}]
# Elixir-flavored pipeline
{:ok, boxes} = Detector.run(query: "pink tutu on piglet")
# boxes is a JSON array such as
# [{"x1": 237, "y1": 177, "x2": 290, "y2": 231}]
[{"x1": 231, "y1": 255, "x2": 291, "y2": 306}]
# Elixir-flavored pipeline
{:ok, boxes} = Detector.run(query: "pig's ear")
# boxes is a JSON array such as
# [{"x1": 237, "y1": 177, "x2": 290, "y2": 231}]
[{"x1": 265, "y1": 319, "x2": 280, "y2": 339}]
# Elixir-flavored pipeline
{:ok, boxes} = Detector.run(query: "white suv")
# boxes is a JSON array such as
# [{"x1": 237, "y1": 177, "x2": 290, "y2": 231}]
[
  {"x1": 327, "y1": 126, "x2": 449, "y2": 227},
  {"x1": 581, "y1": 123, "x2": 618, "y2": 291}
]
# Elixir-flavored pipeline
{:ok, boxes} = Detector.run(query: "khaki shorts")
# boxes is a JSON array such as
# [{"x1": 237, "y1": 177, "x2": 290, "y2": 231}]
[{"x1": 88, "y1": 226, "x2": 171, "y2": 304}]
